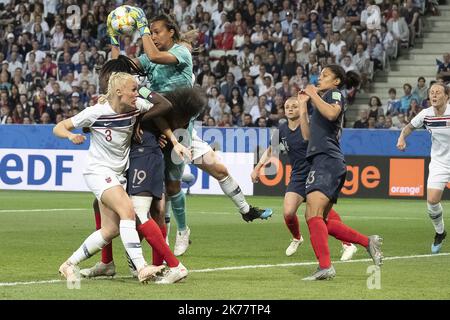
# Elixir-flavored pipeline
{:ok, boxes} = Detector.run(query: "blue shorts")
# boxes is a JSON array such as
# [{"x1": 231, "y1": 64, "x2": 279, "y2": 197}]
[
  {"x1": 286, "y1": 169, "x2": 309, "y2": 199},
  {"x1": 305, "y1": 153, "x2": 346, "y2": 204},
  {"x1": 127, "y1": 147, "x2": 165, "y2": 199}
]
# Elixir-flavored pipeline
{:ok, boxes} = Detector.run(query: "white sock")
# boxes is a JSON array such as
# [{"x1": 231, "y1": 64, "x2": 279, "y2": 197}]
[
  {"x1": 119, "y1": 220, "x2": 146, "y2": 270},
  {"x1": 165, "y1": 199, "x2": 171, "y2": 244},
  {"x1": 68, "y1": 230, "x2": 108, "y2": 265},
  {"x1": 427, "y1": 202, "x2": 445, "y2": 234},
  {"x1": 219, "y1": 175, "x2": 250, "y2": 214},
  {"x1": 131, "y1": 195, "x2": 152, "y2": 224}
]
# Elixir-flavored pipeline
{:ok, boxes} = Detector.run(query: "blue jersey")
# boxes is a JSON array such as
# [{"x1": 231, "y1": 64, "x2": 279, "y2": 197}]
[
  {"x1": 306, "y1": 89, "x2": 345, "y2": 161},
  {"x1": 278, "y1": 122, "x2": 309, "y2": 172}
]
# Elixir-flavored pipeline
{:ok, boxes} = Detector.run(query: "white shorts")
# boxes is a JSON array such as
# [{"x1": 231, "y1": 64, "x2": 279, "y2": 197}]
[
  {"x1": 191, "y1": 129, "x2": 213, "y2": 161},
  {"x1": 427, "y1": 160, "x2": 450, "y2": 190},
  {"x1": 84, "y1": 172, "x2": 127, "y2": 201}
]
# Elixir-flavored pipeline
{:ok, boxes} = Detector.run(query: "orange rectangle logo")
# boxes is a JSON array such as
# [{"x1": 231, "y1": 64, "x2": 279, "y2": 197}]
[{"x1": 389, "y1": 159, "x2": 424, "y2": 197}]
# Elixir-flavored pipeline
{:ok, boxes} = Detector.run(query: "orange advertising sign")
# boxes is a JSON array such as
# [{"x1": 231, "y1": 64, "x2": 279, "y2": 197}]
[{"x1": 389, "y1": 159, "x2": 425, "y2": 197}]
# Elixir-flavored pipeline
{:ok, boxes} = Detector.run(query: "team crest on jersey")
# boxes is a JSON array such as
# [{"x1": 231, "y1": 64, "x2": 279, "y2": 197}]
[
  {"x1": 332, "y1": 91, "x2": 342, "y2": 101},
  {"x1": 105, "y1": 177, "x2": 112, "y2": 183},
  {"x1": 280, "y1": 137, "x2": 289, "y2": 152}
]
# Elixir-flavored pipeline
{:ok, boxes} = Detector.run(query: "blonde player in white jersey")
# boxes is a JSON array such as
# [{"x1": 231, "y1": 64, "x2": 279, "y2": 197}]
[
  {"x1": 397, "y1": 83, "x2": 450, "y2": 253},
  {"x1": 53, "y1": 72, "x2": 165, "y2": 283}
]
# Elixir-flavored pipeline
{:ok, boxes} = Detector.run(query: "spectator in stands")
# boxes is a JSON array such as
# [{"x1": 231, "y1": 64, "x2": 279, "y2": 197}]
[
  {"x1": 281, "y1": 11, "x2": 299, "y2": 36},
  {"x1": 40, "y1": 111, "x2": 52, "y2": 124},
  {"x1": 229, "y1": 86, "x2": 244, "y2": 108},
  {"x1": 213, "y1": 55, "x2": 228, "y2": 80},
  {"x1": 341, "y1": 21, "x2": 359, "y2": 51},
  {"x1": 332, "y1": 8, "x2": 346, "y2": 32},
  {"x1": 220, "y1": 72, "x2": 236, "y2": 102},
  {"x1": 346, "y1": 0, "x2": 362, "y2": 28},
  {"x1": 387, "y1": 8, "x2": 410, "y2": 49},
  {"x1": 379, "y1": 22, "x2": 396, "y2": 59},
  {"x1": 376, "y1": 115, "x2": 386, "y2": 129},
  {"x1": 289, "y1": 65, "x2": 306, "y2": 88},
  {"x1": 412, "y1": 76, "x2": 428, "y2": 105},
  {"x1": 437, "y1": 53, "x2": 450, "y2": 84},
  {"x1": 368, "y1": 116, "x2": 376, "y2": 129},
  {"x1": 393, "y1": 112, "x2": 408, "y2": 129},
  {"x1": 353, "y1": 109, "x2": 369, "y2": 128},
  {"x1": 407, "y1": 98, "x2": 421, "y2": 122},
  {"x1": 367, "y1": 35, "x2": 384, "y2": 71},
  {"x1": 243, "y1": 86, "x2": 258, "y2": 114},
  {"x1": 384, "y1": 115, "x2": 395, "y2": 129},
  {"x1": 296, "y1": 42, "x2": 312, "y2": 66},
  {"x1": 214, "y1": 21, "x2": 234, "y2": 50},
  {"x1": 226, "y1": 56, "x2": 242, "y2": 84},
  {"x1": 385, "y1": 87, "x2": 401, "y2": 116},
  {"x1": 206, "y1": 116, "x2": 216, "y2": 127},
  {"x1": 400, "y1": 0, "x2": 421, "y2": 47},
  {"x1": 310, "y1": 33, "x2": 326, "y2": 52},
  {"x1": 242, "y1": 113, "x2": 254, "y2": 127},
  {"x1": 232, "y1": 25, "x2": 245, "y2": 50},
  {"x1": 329, "y1": 31, "x2": 347, "y2": 62},
  {"x1": 230, "y1": 103, "x2": 243, "y2": 126},
  {"x1": 41, "y1": 53, "x2": 57, "y2": 79},
  {"x1": 207, "y1": 86, "x2": 220, "y2": 112},
  {"x1": 400, "y1": 83, "x2": 420, "y2": 114},
  {"x1": 341, "y1": 55, "x2": 357, "y2": 73},
  {"x1": 265, "y1": 53, "x2": 281, "y2": 84},
  {"x1": 26, "y1": 40, "x2": 46, "y2": 64},
  {"x1": 368, "y1": 96, "x2": 384, "y2": 120},
  {"x1": 211, "y1": 94, "x2": 231, "y2": 123}
]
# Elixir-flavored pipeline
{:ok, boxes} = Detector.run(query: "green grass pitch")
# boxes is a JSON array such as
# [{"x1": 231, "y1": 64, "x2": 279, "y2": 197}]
[{"x1": 0, "y1": 190, "x2": 449, "y2": 300}]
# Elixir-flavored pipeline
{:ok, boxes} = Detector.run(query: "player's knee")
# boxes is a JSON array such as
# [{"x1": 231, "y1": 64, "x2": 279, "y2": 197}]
[
  {"x1": 427, "y1": 201, "x2": 442, "y2": 215},
  {"x1": 210, "y1": 163, "x2": 228, "y2": 180},
  {"x1": 427, "y1": 195, "x2": 441, "y2": 205},
  {"x1": 102, "y1": 225, "x2": 119, "y2": 240},
  {"x1": 283, "y1": 208, "x2": 297, "y2": 218}
]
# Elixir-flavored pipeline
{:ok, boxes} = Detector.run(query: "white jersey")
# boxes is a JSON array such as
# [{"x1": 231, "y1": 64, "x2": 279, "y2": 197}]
[
  {"x1": 71, "y1": 98, "x2": 153, "y2": 175},
  {"x1": 410, "y1": 105, "x2": 450, "y2": 169}
]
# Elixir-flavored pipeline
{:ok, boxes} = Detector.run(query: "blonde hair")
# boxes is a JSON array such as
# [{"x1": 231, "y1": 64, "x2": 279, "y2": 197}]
[{"x1": 98, "y1": 72, "x2": 135, "y2": 104}]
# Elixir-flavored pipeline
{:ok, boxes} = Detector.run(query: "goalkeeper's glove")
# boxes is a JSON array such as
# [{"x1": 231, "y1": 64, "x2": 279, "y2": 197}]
[
  {"x1": 129, "y1": 7, "x2": 150, "y2": 36},
  {"x1": 106, "y1": 11, "x2": 120, "y2": 47}
]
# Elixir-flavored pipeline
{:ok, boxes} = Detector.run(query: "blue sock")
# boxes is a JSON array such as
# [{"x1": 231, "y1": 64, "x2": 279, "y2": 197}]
[{"x1": 170, "y1": 191, "x2": 186, "y2": 231}]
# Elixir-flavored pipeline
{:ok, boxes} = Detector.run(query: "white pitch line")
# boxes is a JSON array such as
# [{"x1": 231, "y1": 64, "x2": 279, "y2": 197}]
[
  {"x1": 0, "y1": 208, "x2": 88, "y2": 213},
  {"x1": 1, "y1": 253, "x2": 449, "y2": 287}
]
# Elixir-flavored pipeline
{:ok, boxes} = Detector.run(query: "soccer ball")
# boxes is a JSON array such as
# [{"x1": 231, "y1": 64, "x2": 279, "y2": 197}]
[{"x1": 108, "y1": 5, "x2": 137, "y2": 36}]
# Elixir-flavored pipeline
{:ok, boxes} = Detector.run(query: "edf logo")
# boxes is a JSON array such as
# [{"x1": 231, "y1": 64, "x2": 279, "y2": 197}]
[{"x1": 0, "y1": 153, "x2": 73, "y2": 186}]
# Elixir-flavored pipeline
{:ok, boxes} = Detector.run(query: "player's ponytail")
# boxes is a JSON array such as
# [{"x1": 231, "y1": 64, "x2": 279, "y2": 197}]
[
  {"x1": 98, "y1": 55, "x2": 145, "y2": 94},
  {"x1": 325, "y1": 64, "x2": 361, "y2": 89}
]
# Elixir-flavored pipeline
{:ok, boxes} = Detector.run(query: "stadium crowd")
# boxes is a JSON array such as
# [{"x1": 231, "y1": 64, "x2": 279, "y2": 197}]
[{"x1": 0, "y1": 0, "x2": 444, "y2": 128}]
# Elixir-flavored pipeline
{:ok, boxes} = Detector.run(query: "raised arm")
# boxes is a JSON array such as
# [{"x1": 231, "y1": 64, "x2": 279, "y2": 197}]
[
  {"x1": 298, "y1": 92, "x2": 311, "y2": 140},
  {"x1": 141, "y1": 34, "x2": 179, "y2": 65},
  {"x1": 303, "y1": 85, "x2": 342, "y2": 121}
]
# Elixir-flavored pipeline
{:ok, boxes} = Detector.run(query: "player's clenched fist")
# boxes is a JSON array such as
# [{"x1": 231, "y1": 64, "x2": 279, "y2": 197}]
[{"x1": 396, "y1": 137, "x2": 406, "y2": 151}]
